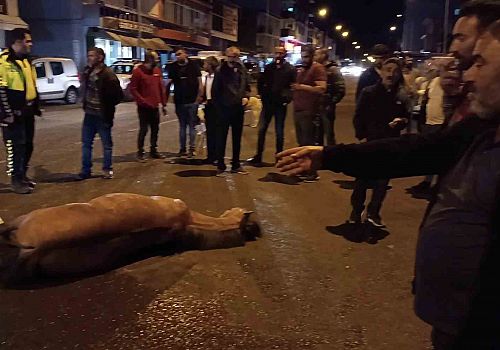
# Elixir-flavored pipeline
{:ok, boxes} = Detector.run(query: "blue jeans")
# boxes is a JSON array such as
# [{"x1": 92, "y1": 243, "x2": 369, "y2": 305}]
[
  {"x1": 81, "y1": 113, "x2": 113, "y2": 175},
  {"x1": 175, "y1": 103, "x2": 198, "y2": 152}
]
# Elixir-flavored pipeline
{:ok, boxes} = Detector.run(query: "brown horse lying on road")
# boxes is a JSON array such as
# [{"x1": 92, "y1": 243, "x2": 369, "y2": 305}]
[{"x1": 0, "y1": 193, "x2": 260, "y2": 284}]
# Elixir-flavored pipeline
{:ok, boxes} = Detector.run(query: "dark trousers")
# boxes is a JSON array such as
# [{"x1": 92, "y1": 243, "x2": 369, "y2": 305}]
[
  {"x1": 1, "y1": 109, "x2": 35, "y2": 182},
  {"x1": 294, "y1": 110, "x2": 317, "y2": 146},
  {"x1": 320, "y1": 104, "x2": 337, "y2": 146},
  {"x1": 175, "y1": 103, "x2": 198, "y2": 152},
  {"x1": 256, "y1": 102, "x2": 287, "y2": 156},
  {"x1": 137, "y1": 105, "x2": 160, "y2": 153},
  {"x1": 351, "y1": 178, "x2": 390, "y2": 217},
  {"x1": 216, "y1": 104, "x2": 244, "y2": 170},
  {"x1": 204, "y1": 101, "x2": 217, "y2": 161},
  {"x1": 81, "y1": 113, "x2": 113, "y2": 175}
]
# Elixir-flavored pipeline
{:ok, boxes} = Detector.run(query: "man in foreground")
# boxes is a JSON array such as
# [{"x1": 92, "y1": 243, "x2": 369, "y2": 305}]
[{"x1": 276, "y1": 21, "x2": 500, "y2": 349}]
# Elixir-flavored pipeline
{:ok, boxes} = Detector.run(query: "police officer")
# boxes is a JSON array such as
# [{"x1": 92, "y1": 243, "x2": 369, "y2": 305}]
[{"x1": 0, "y1": 28, "x2": 41, "y2": 194}]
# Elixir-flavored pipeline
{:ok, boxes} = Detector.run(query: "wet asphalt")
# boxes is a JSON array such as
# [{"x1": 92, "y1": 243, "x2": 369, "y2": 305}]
[{"x1": 0, "y1": 77, "x2": 431, "y2": 349}]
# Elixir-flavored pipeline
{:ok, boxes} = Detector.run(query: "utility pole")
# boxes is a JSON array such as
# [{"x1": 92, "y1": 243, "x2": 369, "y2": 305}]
[
  {"x1": 443, "y1": 0, "x2": 450, "y2": 53},
  {"x1": 137, "y1": 0, "x2": 143, "y2": 59}
]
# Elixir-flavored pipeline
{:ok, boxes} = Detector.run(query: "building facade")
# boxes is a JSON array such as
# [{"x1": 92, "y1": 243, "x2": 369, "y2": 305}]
[
  {"x1": 0, "y1": 0, "x2": 29, "y2": 48},
  {"x1": 402, "y1": 0, "x2": 464, "y2": 53},
  {"x1": 19, "y1": 0, "x2": 214, "y2": 68}
]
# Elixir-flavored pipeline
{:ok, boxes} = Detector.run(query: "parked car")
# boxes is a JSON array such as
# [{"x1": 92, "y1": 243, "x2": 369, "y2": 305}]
[
  {"x1": 33, "y1": 58, "x2": 80, "y2": 104},
  {"x1": 111, "y1": 62, "x2": 137, "y2": 101}
]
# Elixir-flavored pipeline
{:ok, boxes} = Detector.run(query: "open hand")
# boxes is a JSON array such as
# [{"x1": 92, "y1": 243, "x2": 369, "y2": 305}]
[{"x1": 276, "y1": 146, "x2": 324, "y2": 175}]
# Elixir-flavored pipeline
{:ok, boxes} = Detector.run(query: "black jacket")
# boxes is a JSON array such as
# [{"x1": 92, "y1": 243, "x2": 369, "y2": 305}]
[
  {"x1": 354, "y1": 82, "x2": 409, "y2": 141},
  {"x1": 212, "y1": 61, "x2": 250, "y2": 107},
  {"x1": 355, "y1": 66, "x2": 381, "y2": 102},
  {"x1": 257, "y1": 60, "x2": 296, "y2": 105},
  {"x1": 81, "y1": 64, "x2": 123, "y2": 125},
  {"x1": 322, "y1": 116, "x2": 500, "y2": 342},
  {"x1": 323, "y1": 61, "x2": 345, "y2": 106}
]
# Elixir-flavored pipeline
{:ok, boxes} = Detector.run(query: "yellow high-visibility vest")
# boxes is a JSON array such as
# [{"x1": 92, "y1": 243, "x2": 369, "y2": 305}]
[{"x1": 0, "y1": 49, "x2": 37, "y2": 101}]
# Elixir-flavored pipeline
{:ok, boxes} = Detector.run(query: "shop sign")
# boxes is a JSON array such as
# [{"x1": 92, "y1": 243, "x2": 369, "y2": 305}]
[
  {"x1": 0, "y1": 0, "x2": 7, "y2": 15},
  {"x1": 102, "y1": 17, "x2": 155, "y2": 34}
]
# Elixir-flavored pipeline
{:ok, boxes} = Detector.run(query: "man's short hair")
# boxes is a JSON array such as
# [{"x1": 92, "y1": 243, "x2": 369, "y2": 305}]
[
  {"x1": 461, "y1": 0, "x2": 500, "y2": 31},
  {"x1": 205, "y1": 56, "x2": 219, "y2": 70},
  {"x1": 226, "y1": 46, "x2": 240, "y2": 56},
  {"x1": 88, "y1": 47, "x2": 106, "y2": 61},
  {"x1": 383, "y1": 57, "x2": 401, "y2": 67},
  {"x1": 370, "y1": 44, "x2": 391, "y2": 57},
  {"x1": 145, "y1": 51, "x2": 159, "y2": 63},
  {"x1": 301, "y1": 45, "x2": 315, "y2": 56},
  {"x1": 6, "y1": 28, "x2": 31, "y2": 48},
  {"x1": 488, "y1": 19, "x2": 500, "y2": 40},
  {"x1": 175, "y1": 47, "x2": 186, "y2": 54}
]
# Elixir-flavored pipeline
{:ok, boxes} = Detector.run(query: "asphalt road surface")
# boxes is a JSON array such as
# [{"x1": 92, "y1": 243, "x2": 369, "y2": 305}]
[{"x1": 0, "y1": 77, "x2": 432, "y2": 349}]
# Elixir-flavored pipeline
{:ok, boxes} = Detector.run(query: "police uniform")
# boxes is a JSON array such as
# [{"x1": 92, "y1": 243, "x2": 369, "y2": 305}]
[{"x1": 0, "y1": 48, "x2": 39, "y2": 186}]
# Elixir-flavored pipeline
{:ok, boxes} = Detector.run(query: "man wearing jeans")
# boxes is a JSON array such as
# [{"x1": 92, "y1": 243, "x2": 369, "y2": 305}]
[
  {"x1": 78, "y1": 48, "x2": 123, "y2": 180},
  {"x1": 166, "y1": 48, "x2": 203, "y2": 158},
  {"x1": 129, "y1": 51, "x2": 167, "y2": 161},
  {"x1": 247, "y1": 47, "x2": 296, "y2": 165}
]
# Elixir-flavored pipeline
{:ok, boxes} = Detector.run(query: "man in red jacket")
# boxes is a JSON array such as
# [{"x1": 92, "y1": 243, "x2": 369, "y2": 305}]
[{"x1": 129, "y1": 51, "x2": 167, "y2": 160}]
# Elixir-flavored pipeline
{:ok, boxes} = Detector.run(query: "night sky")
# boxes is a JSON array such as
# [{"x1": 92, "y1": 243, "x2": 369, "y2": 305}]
[{"x1": 313, "y1": 0, "x2": 406, "y2": 51}]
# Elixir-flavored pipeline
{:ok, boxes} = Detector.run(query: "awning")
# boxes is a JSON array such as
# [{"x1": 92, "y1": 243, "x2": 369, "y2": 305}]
[
  {"x1": 138, "y1": 38, "x2": 172, "y2": 51},
  {"x1": 0, "y1": 15, "x2": 29, "y2": 31},
  {"x1": 103, "y1": 31, "x2": 171, "y2": 51}
]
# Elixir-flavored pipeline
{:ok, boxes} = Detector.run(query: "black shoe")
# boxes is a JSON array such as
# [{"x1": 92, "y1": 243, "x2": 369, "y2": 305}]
[
  {"x1": 367, "y1": 216, "x2": 386, "y2": 228},
  {"x1": 150, "y1": 151, "x2": 165, "y2": 159},
  {"x1": 11, "y1": 180, "x2": 32, "y2": 194},
  {"x1": 23, "y1": 176, "x2": 36, "y2": 189},
  {"x1": 137, "y1": 152, "x2": 147, "y2": 162},
  {"x1": 202, "y1": 158, "x2": 215, "y2": 165},
  {"x1": 410, "y1": 181, "x2": 431, "y2": 192},
  {"x1": 303, "y1": 174, "x2": 320, "y2": 183},
  {"x1": 246, "y1": 155, "x2": 262, "y2": 165},
  {"x1": 76, "y1": 172, "x2": 91, "y2": 181},
  {"x1": 347, "y1": 210, "x2": 362, "y2": 224},
  {"x1": 187, "y1": 150, "x2": 195, "y2": 159},
  {"x1": 177, "y1": 150, "x2": 188, "y2": 157}
]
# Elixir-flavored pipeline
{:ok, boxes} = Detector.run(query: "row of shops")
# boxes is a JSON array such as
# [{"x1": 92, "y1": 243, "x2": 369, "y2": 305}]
[{"x1": 14, "y1": 0, "x2": 236, "y2": 69}]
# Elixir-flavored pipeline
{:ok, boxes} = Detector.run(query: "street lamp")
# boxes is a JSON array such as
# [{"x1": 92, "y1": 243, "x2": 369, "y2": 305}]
[
  {"x1": 363, "y1": 53, "x2": 369, "y2": 56},
  {"x1": 352, "y1": 41, "x2": 358, "y2": 45},
  {"x1": 390, "y1": 26, "x2": 397, "y2": 31},
  {"x1": 396, "y1": 14, "x2": 403, "y2": 18},
  {"x1": 335, "y1": 24, "x2": 343, "y2": 31},
  {"x1": 341, "y1": 31, "x2": 349, "y2": 38},
  {"x1": 318, "y1": 8, "x2": 328, "y2": 17},
  {"x1": 354, "y1": 45, "x2": 361, "y2": 49}
]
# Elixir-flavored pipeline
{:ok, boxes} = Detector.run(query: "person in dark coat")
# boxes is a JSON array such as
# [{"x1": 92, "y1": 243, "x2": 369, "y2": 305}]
[
  {"x1": 355, "y1": 44, "x2": 391, "y2": 102},
  {"x1": 247, "y1": 46, "x2": 296, "y2": 165},
  {"x1": 350, "y1": 58, "x2": 409, "y2": 227},
  {"x1": 212, "y1": 46, "x2": 251, "y2": 176},
  {"x1": 276, "y1": 22, "x2": 500, "y2": 349},
  {"x1": 201, "y1": 56, "x2": 219, "y2": 164}
]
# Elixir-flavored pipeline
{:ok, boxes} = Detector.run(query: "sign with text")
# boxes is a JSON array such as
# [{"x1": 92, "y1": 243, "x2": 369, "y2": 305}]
[
  {"x1": 0, "y1": 0, "x2": 7, "y2": 15},
  {"x1": 102, "y1": 17, "x2": 155, "y2": 34}
]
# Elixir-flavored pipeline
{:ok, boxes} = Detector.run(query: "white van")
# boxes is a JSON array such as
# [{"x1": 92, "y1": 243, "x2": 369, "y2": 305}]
[{"x1": 33, "y1": 58, "x2": 80, "y2": 104}]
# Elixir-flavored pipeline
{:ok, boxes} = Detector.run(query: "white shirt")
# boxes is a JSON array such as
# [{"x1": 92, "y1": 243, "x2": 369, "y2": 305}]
[
  {"x1": 425, "y1": 77, "x2": 445, "y2": 125},
  {"x1": 205, "y1": 73, "x2": 214, "y2": 101}
]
